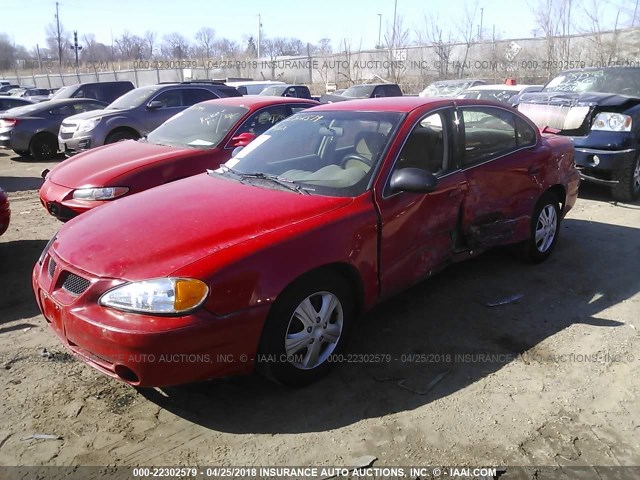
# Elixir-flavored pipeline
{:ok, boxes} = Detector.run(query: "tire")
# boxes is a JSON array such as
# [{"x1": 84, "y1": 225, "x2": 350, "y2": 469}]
[
  {"x1": 29, "y1": 134, "x2": 57, "y2": 161},
  {"x1": 105, "y1": 130, "x2": 139, "y2": 144},
  {"x1": 522, "y1": 191, "x2": 561, "y2": 264},
  {"x1": 257, "y1": 270, "x2": 354, "y2": 386},
  {"x1": 13, "y1": 149, "x2": 30, "y2": 157},
  {"x1": 611, "y1": 153, "x2": 640, "y2": 202}
]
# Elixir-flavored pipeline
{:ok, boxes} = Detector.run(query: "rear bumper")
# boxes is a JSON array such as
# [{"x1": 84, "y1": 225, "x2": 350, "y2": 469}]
[{"x1": 32, "y1": 252, "x2": 269, "y2": 387}]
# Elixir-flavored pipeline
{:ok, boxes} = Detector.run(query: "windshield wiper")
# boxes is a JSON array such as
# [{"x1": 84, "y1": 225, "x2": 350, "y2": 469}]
[{"x1": 215, "y1": 165, "x2": 308, "y2": 194}]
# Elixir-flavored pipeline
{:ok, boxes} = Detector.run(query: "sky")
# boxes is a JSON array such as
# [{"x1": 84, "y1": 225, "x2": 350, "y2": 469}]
[{"x1": 1, "y1": 0, "x2": 634, "y2": 52}]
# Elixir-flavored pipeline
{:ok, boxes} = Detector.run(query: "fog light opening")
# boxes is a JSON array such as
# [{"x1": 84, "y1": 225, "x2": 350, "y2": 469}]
[
  {"x1": 114, "y1": 364, "x2": 140, "y2": 384},
  {"x1": 591, "y1": 155, "x2": 600, "y2": 167}
]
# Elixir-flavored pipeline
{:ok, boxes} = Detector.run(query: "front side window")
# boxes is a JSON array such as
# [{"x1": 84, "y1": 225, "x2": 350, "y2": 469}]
[
  {"x1": 152, "y1": 90, "x2": 183, "y2": 108},
  {"x1": 394, "y1": 111, "x2": 449, "y2": 175},
  {"x1": 234, "y1": 106, "x2": 289, "y2": 136},
  {"x1": 461, "y1": 107, "x2": 517, "y2": 166},
  {"x1": 222, "y1": 111, "x2": 403, "y2": 197}
]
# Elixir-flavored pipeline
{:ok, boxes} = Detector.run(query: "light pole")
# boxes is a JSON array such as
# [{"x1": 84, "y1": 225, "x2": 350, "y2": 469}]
[
  {"x1": 257, "y1": 14, "x2": 262, "y2": 58},
  {"x1": 377, "y1": 13, "x2": 382, "y2": 48},
  {"x1": 392, "y1": 0, "x2": 398, "y2": 50}
]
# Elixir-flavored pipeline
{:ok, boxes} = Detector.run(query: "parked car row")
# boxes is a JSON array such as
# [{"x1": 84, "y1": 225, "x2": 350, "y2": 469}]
[{"x1": 31, "y1": 93, "x2": 580, "y2": 388}]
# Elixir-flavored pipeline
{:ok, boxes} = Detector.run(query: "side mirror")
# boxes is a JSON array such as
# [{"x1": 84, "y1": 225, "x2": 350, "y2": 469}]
[
  {"x1": 231, "y1": 146, "x2": 244, "y2": 158},
  {"x1": 230, "y1": 132, "x2": 256, "y2": 147},
  {"x1": 146, "y1": 100, "x2": 163, "y2": 110},
  {"x1": 389, "y1": 168, "x2": 438, "y2": 194}
]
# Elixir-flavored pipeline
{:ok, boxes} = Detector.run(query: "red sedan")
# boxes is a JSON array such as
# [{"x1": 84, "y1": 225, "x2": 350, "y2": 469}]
[
  {"x1": 32, "y1": 98, "x2": 580, "y2": 387},
  {"x1": 39, "y1": 96, "x2": 318, "y2": 220},
  {"x1": 0, "y1": 187, "x2": 10, "y2": 236}
]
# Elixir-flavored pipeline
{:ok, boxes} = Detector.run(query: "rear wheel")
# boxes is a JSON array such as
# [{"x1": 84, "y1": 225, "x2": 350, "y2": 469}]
[
  {"x1": 29, "y1": 134, "x2": 58, "y2": 160},
  {"x1": 13, "y1": 149, "x2": 30, "y2": 157},
  {"x1": 105, "y1": 130, "x2": 139, "y2": 144},
  {"x1": 522, "y1": 192, "x2": 561, "y2": 263},
  {"x1": 611, "y1": 153, "x2": 640, "y2": 202},
  {"x1": 258, "y1": 270, "x2": 354, "y2": 386}
]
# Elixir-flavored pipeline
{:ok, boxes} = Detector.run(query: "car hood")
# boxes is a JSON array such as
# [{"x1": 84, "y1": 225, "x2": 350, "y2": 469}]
[
  {"x1": 48, "y1": 140, "x2": 204, "y2": 187},
  {"x1": 517, "y1": 91, "x2": 638, "y2": 107},
  {"x1": 63, "y1": 108, "x2": 122, "y2": 122},
  {"x1": 53, "y1": 174, "x2": 353, "y2": 280}
]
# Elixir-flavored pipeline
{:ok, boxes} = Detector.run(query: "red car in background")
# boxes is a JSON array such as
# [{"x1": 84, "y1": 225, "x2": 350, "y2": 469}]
[
  {"x1": 0, "y1": 187, "x2": 10, "y2": 236},
  {"x1": 32, "y1": 98, "x2": 579, "y2": 388},
  {"x1": 39, "y1": 96, "x2": 318, "y2": 220}
]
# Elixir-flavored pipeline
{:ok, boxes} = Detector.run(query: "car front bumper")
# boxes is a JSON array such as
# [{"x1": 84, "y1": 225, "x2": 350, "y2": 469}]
[
  {"x1": 59, "y1": 134, "x2": 94, "y2": 156},
  {"x1": 574, "y1": 147, "x2": 636, "y2": 185},
  {"x1": 32, "y1": 250, "x2": 268, "y2": 387},
  {"x1": 39, "y1": 179, "x2": 108, "y2": 221}
]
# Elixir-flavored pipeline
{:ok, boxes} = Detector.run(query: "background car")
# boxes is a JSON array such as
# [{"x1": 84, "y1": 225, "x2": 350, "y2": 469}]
[
  {"x1": 319, "y1": 83, "x2": 402, "y2": 103},
  {"x1": 0, "y1": 98, "x2": 107, "y2": 160},
  {"x1": 40, "y1": 96, "x2": 318, "y2": 220},
  {"x1": 0, "y1": 186, "x2": 10, "y2": 237},
  {"x1": 458, "y1": 84, "x2": 543, "y2": 105},
  {"x1": 49, "y1": 81, "x2": 135, "y2": 103},
  {"x1": 33, "y1": 97, "x2": 579, "y2": 388},
  {"x1": 0, "y1": 96, "x2": 33, "y2": 114},
  {"x1": 11, "y1": 88, "x2": 51, "y2": 103},
  {"x1": 58, "y1": 81, "x2": 242, "y2": 155},
  {"x1": 227, "y1": 80, "x2": 285, "y2": 95},
  {"x1": 514, "y1": 67, "x2": 640, "y2": 201},
  {"x1": 259, "y1": 85, "x2": 313, "y2": 99},
  {"x1": 419, "y1": 79, "x2": 487, "y2": 98},
  {"x1": 0, "y1": 84, "x2": 20, "y2": 95}
]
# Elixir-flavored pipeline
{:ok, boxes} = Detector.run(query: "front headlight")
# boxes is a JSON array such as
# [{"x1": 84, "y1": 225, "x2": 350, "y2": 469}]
[
  {"x1": 591, "y1": 113, "x2": 632, "y2": 132},
  {"x1": 77, "y1": 118, "x2": 101, "y2": 133},
  {"x1": 72, "y1": 186, "x2": 129, "y2": 200},
  {"x1": 38, "y1": 235, "x2": 57, "y2": 265},
  {"x1": 99, "y1": 278, "x2": 209, "y2": 315}
]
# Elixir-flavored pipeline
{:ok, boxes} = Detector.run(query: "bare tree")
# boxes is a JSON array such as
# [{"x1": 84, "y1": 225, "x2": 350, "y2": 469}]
[
  {"x1": 195, "y1": 27, "x2": 216, "y2": 58},
  {"x1": 144, "y1": 31, "x2": 156, "y2": 59},
  {"x1": 530, "y1": 0, "x2": 576, "y2": 75},
  {"x1": 0, "y1": 33, "x2": 16, "y2": 71},
  {"x1": 456, "y1": 0, "x2": 480, "y2": 77},
  {"x1": 115, "y1": 31, "x2": 145, "y2": 60},
  {"x1": 582, "y1": 0, "x2": 620, "y2": 65},
  {"x1": 383, "y1": 15, "x2": 410, "y2": 83},
  {"x1": 45, "y1": 22, "x2": 70, "y2": 64},
  {"x1": 80, "y1": 34, "x2": 110, "y2": 63},
  {"x1": 161, "y1": 32, "x2": 191, "y2": 59},
  {"x1": 419, "y1": 14, "x2": 454, "y2": 79},
  {"x1": 317, "y1": 38, "x2": 332, "y2": 54}
]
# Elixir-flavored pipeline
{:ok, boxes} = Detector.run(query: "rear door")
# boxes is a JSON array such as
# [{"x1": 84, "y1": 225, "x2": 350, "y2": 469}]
[
  {"x1": 376, "y1": 107, "x2": 468, "y2": 297},
  {"x1": 457, "y1": 105, "x2": 545, "y2": 247}
]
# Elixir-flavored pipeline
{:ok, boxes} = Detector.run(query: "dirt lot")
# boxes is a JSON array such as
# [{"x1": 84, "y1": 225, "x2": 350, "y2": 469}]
[{"x1": 0, "y1": 149, "x2": 639, "y2": 476}]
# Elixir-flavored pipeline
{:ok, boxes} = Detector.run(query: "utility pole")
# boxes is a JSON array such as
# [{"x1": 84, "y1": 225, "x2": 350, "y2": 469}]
[
  {"x1": 377, "y1": 13, "x2": 382, "y2": 48},
  {"x1": 70, "y1": 31, "x2": 82, "y2": 68},
  {"x1": 392, "y1": 0, "x2": 398, "y2": 49},
  {"x1": 479, "y1": 7, "x2": 484, "y2": 40},
  {"x1": 257, "y1": 14, "x2": 262, "y2": 58},
  {"x1": 55, "y1": 1, "x2": 62, "y2": 67}
]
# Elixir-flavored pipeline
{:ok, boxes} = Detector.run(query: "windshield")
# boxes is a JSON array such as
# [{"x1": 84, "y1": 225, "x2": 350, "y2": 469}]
[
  {"x1": 260, "y1": 86, "x2": 286, "y2": 96},
  {"x1": 343, "y1": 85, "x2": 375, "y2": 98},
  {"x1": 543, "y1": 69, "x2": 640, "y2": 97},
  {"x1": 50, "y1": 85, "x2": 76, "y2": 100},
  {"x1": 107, "y1": 86, "x2": 160, "y2": 110},
  {"x1": 147, "y1": 103, "x2": 248, "y2": 149},
  {"x1": 459, "y1": 89, "x2": 517, "y2": 103},
  {"x1": 221, "y1": 110, "x2": 403, "y2": 197}
]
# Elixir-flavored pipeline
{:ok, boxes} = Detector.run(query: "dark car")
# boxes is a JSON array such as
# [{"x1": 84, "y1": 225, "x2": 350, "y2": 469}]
[
  {"x1": 0, "y1": 96, "x2": 33, "y2": 113},
  {"x1": 50, "y1": 81, "x2": 135, "y2": 104},
  {"x1": 320, "y1": 83, "x2": 403, "y2": 103},
  {"x1": 59, "y1": 81, "x2": 242, "y2": 155},
  {"x1": 514, "y1": 67, "x2": 640, "y2": 201},
  {"x1": 0, "y1": 99, "x2": 107, "y2": 160},
  {"x1": 32, "y1": 98, "x2": 579, "y2": 387},
  {"x1": 0, "y1": 84, "x2": 20, "y2": 95},
  {"x1": 0, "y1": 187, "x2": 10, "y2": 237},
  {"x1": 259, "y1": 84, "x2": 313, "y2": 99},
  {"x1": 15, "y1": 88, "x2": 51, "y2": 103}
]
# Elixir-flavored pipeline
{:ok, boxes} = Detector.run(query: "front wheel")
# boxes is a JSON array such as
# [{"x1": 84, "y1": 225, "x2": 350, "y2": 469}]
[
  {"x1": 29, "y1": 134, "x2": 58, "y2": 160},
  {"x1": 105, "y1": 130, "x2": 139, "y2": 144},
  {"x1": 258, "y1": 271, "x2": 354, "y2": 386},
  {"x1": 522, "y1": 192, "x2": 561, "y2": 263},
  {"x1": 611, "y1": 154, "x2": 640, "y2": 202}
]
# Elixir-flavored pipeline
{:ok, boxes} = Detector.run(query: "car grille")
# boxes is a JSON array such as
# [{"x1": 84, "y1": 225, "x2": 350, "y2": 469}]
[
  {"x1": 518, "y1": 103, "x2": 591, "y2": 132},
  {"x1": 61, "y1": 273, "x2": 91, "y2": 295},
  {"x1": 48, "y1": 258, "x2": 57, "y2": 277},
  {"x1": 59, "y1": 132, "x2": 74, "y2": 140}
]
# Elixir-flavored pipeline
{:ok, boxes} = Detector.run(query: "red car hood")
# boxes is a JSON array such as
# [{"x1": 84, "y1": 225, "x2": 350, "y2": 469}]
[
  {"x1": 54, "y1": 174, "x2": 353, "y2": 280},
  {"x1": 49, "y1": 140, "x2": 212, "y2": 187}
]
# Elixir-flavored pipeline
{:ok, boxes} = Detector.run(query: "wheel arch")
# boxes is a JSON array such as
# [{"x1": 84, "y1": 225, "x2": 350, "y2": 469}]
[
  {"x1": 105, "y1": 126, "x2": 141, "y2": 142},
  {"x1": 544, "y1": 184, "x2": 566, "y2": 211}
]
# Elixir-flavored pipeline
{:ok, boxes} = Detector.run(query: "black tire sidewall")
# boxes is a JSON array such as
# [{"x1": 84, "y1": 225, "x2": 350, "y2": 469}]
[
  {"x1": 258, "y1": 270, "x2": 354, "y2": 386},
  {"x1": 30, "y1": 134, "x2": 56, "y2": 160},
  {"x1": 612, "y1": 153, "x2": 640, "y2": 202},
  {"x1": 105, "y1": 131, "x2": 138, "y2": 144}
]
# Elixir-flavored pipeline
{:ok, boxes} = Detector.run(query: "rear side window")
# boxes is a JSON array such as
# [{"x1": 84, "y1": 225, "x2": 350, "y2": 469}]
[
  {"x1": 183, "y1": 88, "x2": 217, "y2": 105},
  {"x1": 516, "y1": 116, "x2": 536, "y2": 147},
  {"x1": 460, "y1": 107, "x2": 517, "y2": 166}
]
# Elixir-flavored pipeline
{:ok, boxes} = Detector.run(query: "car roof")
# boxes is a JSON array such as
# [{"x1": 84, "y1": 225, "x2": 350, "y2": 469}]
[
  {"x1": 200, "y1": 96, "x2": 319, "y2": 109},
  {"x1": 308, "y1": 96, "x2": 513, "y2": 112},
  {"x1": 226, "y1": 80, "x2": 286, "y2": 87}
]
